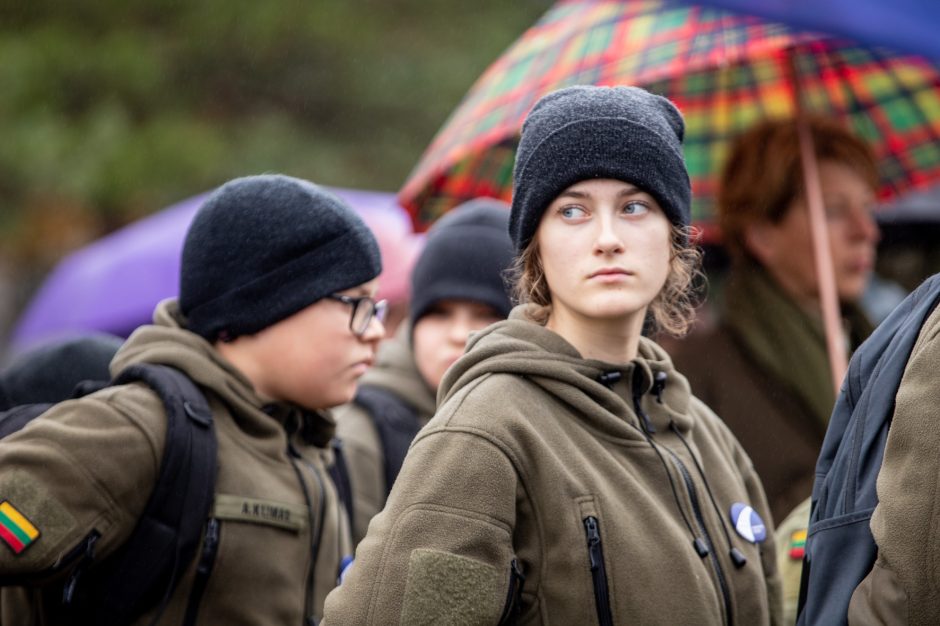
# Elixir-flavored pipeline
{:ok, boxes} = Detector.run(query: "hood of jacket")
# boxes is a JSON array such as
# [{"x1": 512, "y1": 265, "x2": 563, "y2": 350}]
[
  {"x1": 111, "y1": 298, "x2": 334, "y2": 445},
  {"x1": 438, "y1": 304, "x2": 696, "y2": 440},
  {"x1": 357, "y1": 322, "x2": 437, "y2": 419}
]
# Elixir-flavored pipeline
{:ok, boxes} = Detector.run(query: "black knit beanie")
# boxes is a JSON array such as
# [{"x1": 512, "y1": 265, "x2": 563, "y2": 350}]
[
  {"x1": 0, "y1": 333, "x2": 123, "y2": 408},
  {"x1": 410, "y1": 198, "x2": 514, "y2": 326},
  {"x1": 510, "y1": 85, "x2": 691, "y2": 251},
  {"x1": 180, "y1": 174, "x2": 382, "y2": 341}
]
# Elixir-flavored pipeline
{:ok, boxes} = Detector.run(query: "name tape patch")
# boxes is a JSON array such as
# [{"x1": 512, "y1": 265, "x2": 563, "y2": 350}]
[{"x1": 211, "y1": 494, "x2": 307, "y2": 532}]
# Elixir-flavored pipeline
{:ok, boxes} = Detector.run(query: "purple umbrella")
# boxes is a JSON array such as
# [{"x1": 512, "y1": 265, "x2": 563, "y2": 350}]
[
  {"x1": 692, "y1": 0, "x2": 940, "y2": 61},
  {"x1": 11, "y1": 186, "x2": 422, "y2": 353}
]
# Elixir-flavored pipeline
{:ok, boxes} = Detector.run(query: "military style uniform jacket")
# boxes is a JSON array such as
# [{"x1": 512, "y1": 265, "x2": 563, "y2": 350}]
[
  {"x1": 848, "y1": 301, "x2": 940, "y2": 624},
  {"x1": 323, "y1": 306, "x2": 782, "y2": 625},
  {"x1": 334, "y1": 324, "x2": 436, "y2": 544},
  {"x1": 0, "y1": 300, "x2": 351, "y2": 625}
]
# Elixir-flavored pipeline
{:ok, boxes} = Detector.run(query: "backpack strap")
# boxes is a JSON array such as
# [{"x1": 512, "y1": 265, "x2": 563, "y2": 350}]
[
  {"x1": 78, "y1": 363, "x2": 218, "y2": 625},
  {"x1": 329, "y1": 438, "x2": 356, "y2": 536},
  {"x1": 353, "y1": 385, "x2": 422, "y2": 497}
]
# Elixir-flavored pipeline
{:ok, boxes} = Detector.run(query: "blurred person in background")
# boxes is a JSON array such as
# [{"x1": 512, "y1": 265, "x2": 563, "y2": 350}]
[
  {"x1": 662, "y1": 116, "x2": 880, "y2": 624},
  {"x1": 0, "y1": 333, "x2": 123, "y2": 411},
  {"x1": 0, "y1": 175, "x2": 383, "y2": 625},
  {"x1": 665, "y1": 116, "x2": 880, "y2": 523},
  {"x1": 324, "y1": 86, "x2": 780, "y2": 625},
  {"x1": 335, "y1": 198, "x2": 514, "y2": 545}
]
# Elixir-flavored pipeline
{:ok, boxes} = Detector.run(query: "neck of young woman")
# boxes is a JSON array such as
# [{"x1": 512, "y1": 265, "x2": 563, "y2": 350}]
[{"x1": 546, "y1": 306, "x2": 646, "y2": 364}]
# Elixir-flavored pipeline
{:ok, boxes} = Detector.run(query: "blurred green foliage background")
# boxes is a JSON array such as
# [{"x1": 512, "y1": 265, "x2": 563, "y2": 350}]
[{"x1": 0, "y1": 0, "x2": 549, "y2": 258}]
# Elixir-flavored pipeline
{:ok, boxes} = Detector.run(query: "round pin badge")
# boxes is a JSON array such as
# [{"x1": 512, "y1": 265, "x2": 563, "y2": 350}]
[{"x1": 729, "y1": 502, "x2": 767, "y2": 543}]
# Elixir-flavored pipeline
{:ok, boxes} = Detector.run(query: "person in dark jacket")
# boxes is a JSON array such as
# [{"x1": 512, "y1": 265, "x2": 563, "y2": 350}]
[
  {"x1": 324, "y1": 86, "x2": 781, "y2": 625},
  {"x1": 0, "y1": 175, "x2": 385, "y2": 625},
  {"x1": 0, "y1": 333, "x2": 123, "y2": 410},
  {"x1": 663, "y1": 116, "x2": 880, "y2": 524},
  {"x1": 335, "y1": 198, "x2": 514, "y2": 544}
]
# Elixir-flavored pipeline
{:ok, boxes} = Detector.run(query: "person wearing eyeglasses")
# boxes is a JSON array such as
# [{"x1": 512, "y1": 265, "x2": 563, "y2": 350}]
[
  {"x1": 334, "y1": 198, "x2": 515, "y2": 545},
  {"x1": 0, "y1": 175, "x2": 384, "y2": 624}
]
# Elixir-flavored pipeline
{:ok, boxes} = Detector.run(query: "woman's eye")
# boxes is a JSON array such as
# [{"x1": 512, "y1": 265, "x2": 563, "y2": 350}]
[
  {"x1": 623, "y1": 201, "x2": 649, "y2": 215},
  {"x1": 561, "y1": 206, "x2": 587, "y2": 219}
]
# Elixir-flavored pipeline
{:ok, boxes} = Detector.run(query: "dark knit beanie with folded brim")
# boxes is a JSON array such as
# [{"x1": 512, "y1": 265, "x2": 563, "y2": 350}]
[
  {"x1": 180, "y1": 174, "x2": 382, "y2": 341},
  {"x1": 410, "y1": 198, "x2": 514, "y2": 327},
  {"x1": 510, "y1": 85, "x2": 691, "y2": 251}
]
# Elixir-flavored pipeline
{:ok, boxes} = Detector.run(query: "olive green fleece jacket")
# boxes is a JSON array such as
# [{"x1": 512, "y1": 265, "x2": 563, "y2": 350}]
[
  {"x1": 848, "y1": 301, "x2": 940, "y2": 625},
  {"x1": 323, "y1": 306, "x2": 782, "y2": 625},
  {"x1": 334, "y1": 323, "x2": 437, "y2": 544},
  {"x1": 0, "y1": 300, "x2": 351, "y2": 625}
]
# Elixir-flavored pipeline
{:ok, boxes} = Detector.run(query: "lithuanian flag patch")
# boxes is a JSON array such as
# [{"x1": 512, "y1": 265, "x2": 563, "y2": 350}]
[
  {"x1": 789, "y1": 529, "x2": 807, "y2": 560},
  {"x1": 0, "y1": 500, "x2": 40, "y2": 555}
]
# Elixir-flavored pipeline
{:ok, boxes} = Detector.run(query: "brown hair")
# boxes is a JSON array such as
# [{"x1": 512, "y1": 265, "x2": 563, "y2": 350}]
[
  {"x1": 510, "y1": 225, "x2": 703, "y2": 337},
  {"x1": 718, "y1": 116, "x2": 878, "y2": 260}
]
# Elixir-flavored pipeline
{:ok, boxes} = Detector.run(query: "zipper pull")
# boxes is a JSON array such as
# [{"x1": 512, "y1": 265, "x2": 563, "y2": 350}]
[
  {"x1": 199, "y1": 519, "x2": 220, "y2": 574},
  {"x1": 62, "y1": 531, "x2": 100, "y2": 606},
  {"x1": 584, "y1": 517, "x2": 602, "y2": 570}
]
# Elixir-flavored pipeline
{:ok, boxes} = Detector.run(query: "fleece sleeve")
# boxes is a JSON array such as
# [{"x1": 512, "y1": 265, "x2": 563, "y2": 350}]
[
  {"x1": 0, "y1": 386, "x2": 163, "y2": 581},
  {"x1": 322, "y1": 425, "x2": 519, "y2": 626},
  {"x1": 848, "y1": 314, "x2": 940, "y2": 625}
]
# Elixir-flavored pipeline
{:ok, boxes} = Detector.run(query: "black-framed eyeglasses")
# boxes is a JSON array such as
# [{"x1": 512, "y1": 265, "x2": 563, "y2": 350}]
[{"x1": 327, "y1": 294, "x2": 388, "y2": 337}]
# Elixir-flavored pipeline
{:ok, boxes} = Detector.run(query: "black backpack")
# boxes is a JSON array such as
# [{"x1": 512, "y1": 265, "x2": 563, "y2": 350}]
[
  {"x1": 352, "y1": 385, "x2": 422, "y2": 498},
  {"x1": 797, "y1": 273, "x2": 940, "y2": 625},
  {"x1": 0, "y1": 363, "x2": 217, "y2": 626}
]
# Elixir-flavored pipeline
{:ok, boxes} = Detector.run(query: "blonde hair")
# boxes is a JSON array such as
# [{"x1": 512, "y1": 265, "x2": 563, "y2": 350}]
[{"x1": 510, "y1": 224, "x2": 703, "y2": 337}]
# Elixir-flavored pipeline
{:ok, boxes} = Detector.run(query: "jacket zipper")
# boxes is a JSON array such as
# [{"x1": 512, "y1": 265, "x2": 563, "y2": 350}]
[
  {"x1": 664, "y1": 446, "x2": 734, "y2": 625},
  {"x1": 633, "y1": 390, "x2": 733, "y2": 625},
  {"x1": 583, "y1": 516, "x2": 614, "y2": 626},
  {"x1": 498, "y1": 558, "x2": 526, "y2": 625},
  {"x1": 60, "y1": 530, "x2": 100, "y2": 606},
  {"x1": 182, "y1": 517, "x2": 221, "y2": 626},
  {"x1": 289, "y1": 442, "x2": 327, "y2": 626}
]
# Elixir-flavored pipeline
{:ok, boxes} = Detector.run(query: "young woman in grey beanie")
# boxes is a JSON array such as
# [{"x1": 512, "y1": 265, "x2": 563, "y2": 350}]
[{"x1": 324, "y1": 87, "x2": 782, "y2": 625}]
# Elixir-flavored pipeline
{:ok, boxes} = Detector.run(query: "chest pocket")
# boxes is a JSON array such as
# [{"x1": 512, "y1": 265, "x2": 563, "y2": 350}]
[{"x1": 211, "y1": 494, "x2": 307, "y2": 533}]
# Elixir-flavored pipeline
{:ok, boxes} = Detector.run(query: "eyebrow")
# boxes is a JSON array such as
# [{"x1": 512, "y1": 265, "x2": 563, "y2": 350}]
[{"x1": 557, "y1": 185, "x2": 643, "y2": 200}]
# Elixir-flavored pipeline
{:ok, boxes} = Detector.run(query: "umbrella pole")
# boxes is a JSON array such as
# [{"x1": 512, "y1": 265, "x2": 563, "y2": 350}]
[{"x1": 796, "y1": 119, "x2": 848, "y2": 393}]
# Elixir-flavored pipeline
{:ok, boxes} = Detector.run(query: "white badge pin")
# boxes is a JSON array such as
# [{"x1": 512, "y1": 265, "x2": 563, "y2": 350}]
[{"x1": 730, "y1": 502, "x2": 766, "y2": 543}]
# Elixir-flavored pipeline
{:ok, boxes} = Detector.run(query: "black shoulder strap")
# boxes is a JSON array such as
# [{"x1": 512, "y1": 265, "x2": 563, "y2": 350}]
[
  {"x1": 79, "y1": 363, "x2": 218, "y2": 626},
  {"x1": 353, "y1": 385, "x2": 422, "y2": 497},
  {"x1": 329, "y1": 438, "x2": 356, "y2": 536},
  {"x1": 0, "y1": 402, "x2": 54, "y2": 438}
]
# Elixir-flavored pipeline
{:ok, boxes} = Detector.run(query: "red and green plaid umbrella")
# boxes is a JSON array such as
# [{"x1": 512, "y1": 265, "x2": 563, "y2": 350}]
[{"x1": 399, "y1": 0, "x2": 940, "y2": 241}]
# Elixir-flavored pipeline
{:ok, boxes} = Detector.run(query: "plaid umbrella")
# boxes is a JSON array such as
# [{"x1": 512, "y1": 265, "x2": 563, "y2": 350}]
[{"x1": 399, "y1": 0, "x2": 940, "y2": 242}]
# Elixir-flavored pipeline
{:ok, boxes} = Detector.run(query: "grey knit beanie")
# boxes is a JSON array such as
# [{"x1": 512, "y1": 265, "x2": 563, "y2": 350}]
[
  {"x1": 510, "y1": 85, "x2": 691, "y2": 251},
  {"x1": 410, "y1": 198, "x2": 514, "y2": 326},
  {"x1": 180, "y1": 174, "x2": 382, "y2": 341}
]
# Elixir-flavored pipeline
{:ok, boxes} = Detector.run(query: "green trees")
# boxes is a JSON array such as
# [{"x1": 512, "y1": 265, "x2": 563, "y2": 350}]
[{"x1": 0, "y1": 0, "x2": 546, "y2": 246}]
